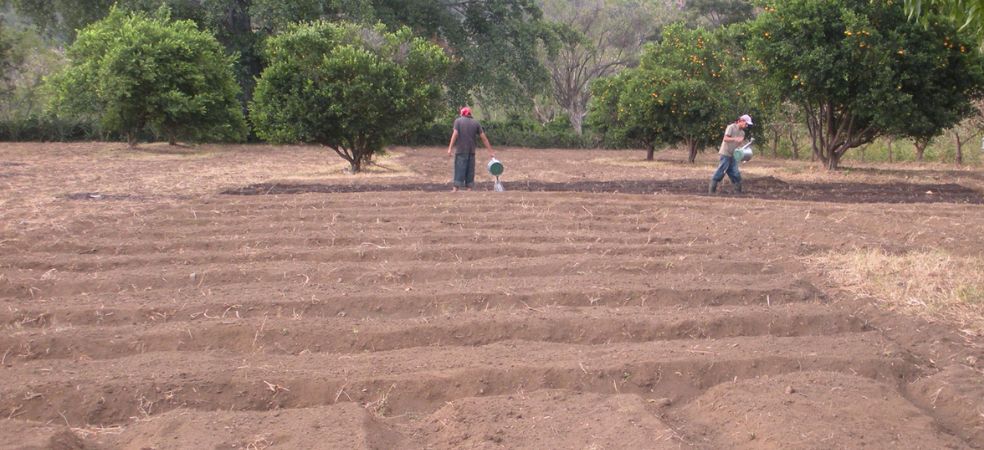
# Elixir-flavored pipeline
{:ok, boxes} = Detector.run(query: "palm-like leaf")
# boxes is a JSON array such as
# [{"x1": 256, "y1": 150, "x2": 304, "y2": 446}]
[{"x1": 905, "y1": 0, "x2": 984, "y2": 47}]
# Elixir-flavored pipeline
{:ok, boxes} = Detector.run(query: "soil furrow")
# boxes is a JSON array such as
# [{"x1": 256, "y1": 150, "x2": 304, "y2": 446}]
[
  {"x1": 6, "y1": 233, "x2": 695, "y2": 256},
  {"x1": 0, "y1": 279, "x2": 823, "y2": 326},
  {"x1": 1, "y1": 242, "x2": 759, "y2": 273},
  {"x1": 0, "y1": 305, "x2": 866, "y2": 361},
  {"x1": 0, "y1": 334, "x2": 913, "y2": 426},
  {"x1": 0, "y1": 255, "x2": 791, "y2": 299}
]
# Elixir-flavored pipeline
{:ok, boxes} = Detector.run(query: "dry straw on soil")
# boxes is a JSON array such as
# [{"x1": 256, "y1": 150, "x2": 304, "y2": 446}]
[
  {"x1": 810, "y1": 249, "x2": 984, "y2": 336},
  {"x1": 0, "y1": 143, "x2": 413, "y2": 231}
]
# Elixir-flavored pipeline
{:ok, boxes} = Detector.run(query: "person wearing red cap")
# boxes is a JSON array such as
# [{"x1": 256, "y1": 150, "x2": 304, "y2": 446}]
[
  {"x1": 709, "y1": 114, "x2": 752, "y2": 194},
  {"x1": 447, "y1": 107, "x2": 495, "y2": 191}
]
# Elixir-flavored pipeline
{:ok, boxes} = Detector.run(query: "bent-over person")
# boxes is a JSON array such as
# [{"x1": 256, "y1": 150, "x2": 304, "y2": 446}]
[{"x1": 709, "y1": 114, "x2": 752, "y2": 194}]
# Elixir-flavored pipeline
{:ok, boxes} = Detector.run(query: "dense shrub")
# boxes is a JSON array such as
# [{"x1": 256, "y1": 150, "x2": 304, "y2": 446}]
[
  {"x1": 45, "y1": 7, "x2": 248, "y2": 147},
  {"x1": 0, "y1": 116, "x2": 100, "y2": 141},
  {"x1": 251, "y1": 21, "x2": 449, "y2": 173}
]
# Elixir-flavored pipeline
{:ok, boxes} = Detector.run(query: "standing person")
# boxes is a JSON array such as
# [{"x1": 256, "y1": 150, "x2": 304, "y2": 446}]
[
  {"x1": 709, "y1": 114, "x2": 752, "y2": 194},
  {"x1": 447, "y1": 107, "x2": 495, "y2": 191}
]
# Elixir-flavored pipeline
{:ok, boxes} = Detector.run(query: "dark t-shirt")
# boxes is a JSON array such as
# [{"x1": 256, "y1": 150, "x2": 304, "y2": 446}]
[{"x1": 453, "y1": 117, "x2": 484, "y2": 154}]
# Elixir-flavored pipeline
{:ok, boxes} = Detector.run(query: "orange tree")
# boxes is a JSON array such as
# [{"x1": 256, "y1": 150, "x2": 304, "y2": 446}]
[
  {"x1": 45, "y1": 7, "x2": 247, "y2": 146},
  {"x1": 904, "y1": 0, "x2": 984, "y2": 49},
  {"x1": 250, "y1": 21, "x2": 449, "y2": 173},
  {"x1": 748, "y1": 0, "x2": 984, "y2": 169},
  {"x1": 588, "y1": 23, "x2": 746, "y2": 162}
]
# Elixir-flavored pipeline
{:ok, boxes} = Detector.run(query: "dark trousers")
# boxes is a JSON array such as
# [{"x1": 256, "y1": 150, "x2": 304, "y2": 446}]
[
  {"x1": 712, "y1": 155, "x2": 741, "y2": 184},
  {"x1": 453, "y1": 152, "x2": 476, "y2": 187}
]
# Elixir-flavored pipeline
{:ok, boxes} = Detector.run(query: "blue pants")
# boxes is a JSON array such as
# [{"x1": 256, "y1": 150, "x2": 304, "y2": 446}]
[
  {"x1": 453, "y1": 152, "x2": 476, "y2": 188},
  {"x1": 712, "y1": 155, "x2": 741, "y2": 184}
]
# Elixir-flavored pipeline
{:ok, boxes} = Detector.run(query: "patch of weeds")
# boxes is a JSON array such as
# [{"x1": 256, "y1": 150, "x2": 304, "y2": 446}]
[
  {"x1": 807, "y1": 249, "x2": 984, "y2": 336},
  {"x1": 957, "y1": 286, "x2": 984, "y2": 306}
]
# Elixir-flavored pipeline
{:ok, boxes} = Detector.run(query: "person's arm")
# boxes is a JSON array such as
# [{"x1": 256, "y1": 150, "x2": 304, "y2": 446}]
[
  {"x1": 480, "y1": 132, "x2": 495, "y2": 158},
  {"x1": 447, "y1": 129, "x2": 459, "y2": 157},
  {"x1": 722, "y1": 125, "x2": 743, "y2": 143}
]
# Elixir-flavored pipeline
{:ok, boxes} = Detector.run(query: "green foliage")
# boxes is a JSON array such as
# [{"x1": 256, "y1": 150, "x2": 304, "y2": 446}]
[
  {"x1": 844, "y1": 136, "x2": 983, "y2": 165},
  {"x1": 249, "y1": 0, "x2": 330, "y2": 33},
  {"x1": 250, "y1": 21, "x2": 449, "y2": 172},
  {"x1": 45, "y1": 7, "x2": 248, "y2": 146},
  {"x1": 0, "y1": 115, "x2": 104, "y2": 141},
  {"x1": 889, "y1": 18, "x2": 984, "y2": 148},
  {"x1": 904, "y1": 0, "x2": 984, "y2": 49},
  {"x1": 683, "y1": 0, "x2": 755, "y2": 28},
  {"x1": 586, "y1": 70, "x2": 632, "y2": 147},
  {"x1": 0, "y1": 21, "x2": 13, "y2": 96},
  {"x1": 748, "y1": 0, "x2": 984, "y2": 169},
  {"x1": 537, "y1": 0, "x2": 668, "y2": 135},
  {"x1": 589, "y1": 23, "x2": 739, "y2": 161},
  {"x1": 7, "y1": 0, "x2": 550, "y2": 119},
  {"x1": 396, "y1": 117, "x2": 595, "y2": 149},
  {"x1": 0, "y1": 18, "x2": 65, "y2": 124},
  {"x1": 374, "y1": 0, "x2": 550, "y2": 112},
  {"x1": 5, "y1": 0, "x2": 115, "y2": 42}
]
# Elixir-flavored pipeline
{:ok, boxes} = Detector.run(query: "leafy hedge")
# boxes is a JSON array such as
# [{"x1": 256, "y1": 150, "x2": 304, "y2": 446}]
[
  {"x1": 0, "y1": 113, "x2": 623, "y2": 149},
  {"x1": 397, "y1": 117, "x2": 603, "y2": 149},
  {"x1": 0, "y1": 117, "x2": 103, "y2": 141}
]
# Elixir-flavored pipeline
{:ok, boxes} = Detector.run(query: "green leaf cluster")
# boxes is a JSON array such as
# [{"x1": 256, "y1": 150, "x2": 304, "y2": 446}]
[
  {"x1": 7, "y1": 0, "x2": 548, "y2": 116},
  {"x1": 589, "y1": 23, "x2": 742, "y2": 161},
  {"x1": 45, "y1": 7, "x2": 248, "y2": 145},
  {"x1": 250, "y1": 21, "x2": 449, "y2": 172},
  {"x1": 0, "y1": 21, "x2": 13, "y2": 91},
  {"x1": 748, "y1": 0, "x2": 984, "y2": 168},
  {"x1": 683, "y1": 0, "x2": 755, "y2": 28},
  {"x1": 904, "y1": 0, "x2": 984, "y2": 50}
]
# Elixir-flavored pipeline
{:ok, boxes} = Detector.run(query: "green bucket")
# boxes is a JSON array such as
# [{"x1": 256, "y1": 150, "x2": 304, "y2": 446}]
[
  {"x1": 487, "y1": 158, "x2": 504, "y2": 176},
  {"x1": 733, "y1": 147, "x2": 753, "y2": 162},
  {"x1": 733, "y1": 139, "x2": 754, "y2": 162}
]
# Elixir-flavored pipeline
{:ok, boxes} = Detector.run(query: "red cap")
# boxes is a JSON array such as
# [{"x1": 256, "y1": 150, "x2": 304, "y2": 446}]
[{"x1": 460, "y1": 107, "x2": 472, "y2": 117}]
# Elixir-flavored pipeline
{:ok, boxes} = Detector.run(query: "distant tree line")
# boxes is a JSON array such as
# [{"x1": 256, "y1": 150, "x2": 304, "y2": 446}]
[
  {"x1": 586, "y1": 0, "x2": 984, "y2": 169},
  {"x1": 0, "y1": 0, "x2": 982, "y2": 171}
]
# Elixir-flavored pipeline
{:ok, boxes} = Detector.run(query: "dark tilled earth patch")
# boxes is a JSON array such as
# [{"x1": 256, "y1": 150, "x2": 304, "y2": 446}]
[{"x1": 223, "y1": 177, "x2": 984, "y2": 204}]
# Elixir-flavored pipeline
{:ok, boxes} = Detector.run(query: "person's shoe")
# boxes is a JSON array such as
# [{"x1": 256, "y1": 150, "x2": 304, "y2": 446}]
[
  {"x1": 735, "y1": 182, "x2": 742, "y2": 193},
  {"x1": 708, "y1": 179, "x2": 718, "y2": 194}
]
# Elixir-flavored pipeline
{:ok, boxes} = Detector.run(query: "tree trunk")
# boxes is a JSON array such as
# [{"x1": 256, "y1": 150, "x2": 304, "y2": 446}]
[
  {"x1": 887, "y1": 137, "x2": 894, "y2": 163},
  {"x1": 772, "y1": 129, "x2": 780, "y2": 157},
  {"x1": 688, "y1": 140, "x2": 698, "y2": 163},
  {"x1": 817, "y1": 141, "x2": 844, "y2": 170},
  {"x1": 645, "y1": 142, "x2": 655, "y2": 161},
  {"x1": 955, "y1": 134, "x2": 964, "y2": 165},
  {"x1": 914, "y1": 138, "x2": 930, "y2": 162},
  {"x1": 330, "y1": 143, "x2": 362, "y2": 173},
  {"x1": 788, "y1": 128, "x2": 800, "y2": 159},
  {"x1": 569, "y1": 108, "x2": 584, "y2": 136},
  {"x1": 349, "y1": 156, "x2": 363, "y2": 173},
  {"x1": 127, "y1": 132, "x2": 139, "y2": 148}
]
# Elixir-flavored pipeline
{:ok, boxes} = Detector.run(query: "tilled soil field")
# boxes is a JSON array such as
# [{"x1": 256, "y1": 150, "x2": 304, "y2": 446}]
[{"x1": 0, "y1": 143, "x2": 983, "y2": 449}]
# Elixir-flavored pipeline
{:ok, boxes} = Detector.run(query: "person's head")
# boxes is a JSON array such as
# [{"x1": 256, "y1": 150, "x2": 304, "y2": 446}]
[
  {"x1": 460, "y1": 107, "x2": 472, "y2": 118},
  {"x1": 737, "y1": 114, "x2": 753, "y2": 129}
]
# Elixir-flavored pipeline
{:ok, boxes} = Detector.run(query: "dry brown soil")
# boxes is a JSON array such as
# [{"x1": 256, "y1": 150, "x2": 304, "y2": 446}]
[{"x1": 0, "y1": 143, "x2": 982, "y2": 449}]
